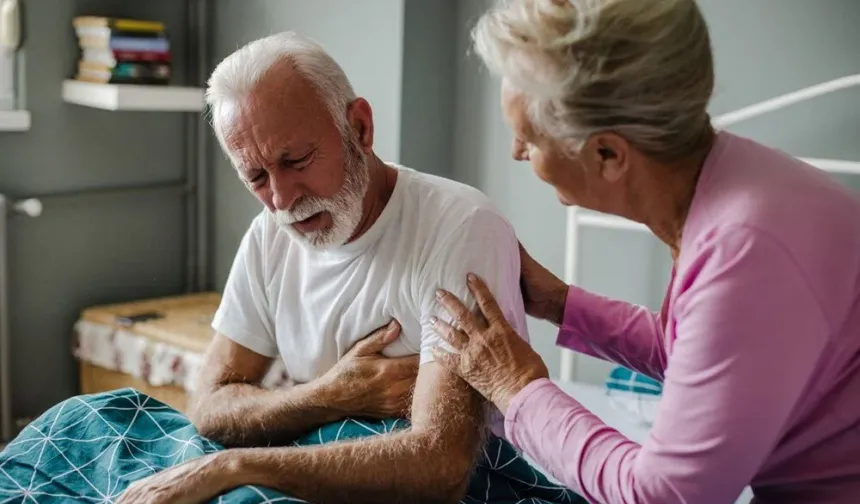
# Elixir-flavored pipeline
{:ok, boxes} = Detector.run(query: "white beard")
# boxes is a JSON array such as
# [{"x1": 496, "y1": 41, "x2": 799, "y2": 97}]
[{"x1": 273, "y1": 133, "x2": 370, "y2": 249}]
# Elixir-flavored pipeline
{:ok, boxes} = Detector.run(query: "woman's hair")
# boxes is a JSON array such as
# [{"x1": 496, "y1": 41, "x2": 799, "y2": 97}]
[{"x1": 473, "y1": 0, "x2": 715, "y2": 161}]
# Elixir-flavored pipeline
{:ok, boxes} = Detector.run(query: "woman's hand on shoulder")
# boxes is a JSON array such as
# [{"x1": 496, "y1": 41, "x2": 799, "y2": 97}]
[{"x1": 519, "y1": 242, "x2": 568, "y2": 326}]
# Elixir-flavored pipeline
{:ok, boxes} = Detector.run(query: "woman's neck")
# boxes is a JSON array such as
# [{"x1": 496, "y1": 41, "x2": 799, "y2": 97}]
[{"x1": 633, "y1": 130, "x2": 716, "y2": 259}]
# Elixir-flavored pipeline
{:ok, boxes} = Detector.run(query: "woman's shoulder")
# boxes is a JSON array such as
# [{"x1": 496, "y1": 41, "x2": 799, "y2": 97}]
[
  {"x1": 679, "y1": 134, "x2": 860, "y2": 319},
  {"x1": 686, "y1": 132, "x2": 860, "y2": 255}
]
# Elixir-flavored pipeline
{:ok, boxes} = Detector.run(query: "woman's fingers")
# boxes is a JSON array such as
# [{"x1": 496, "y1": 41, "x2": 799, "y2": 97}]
[
  {"x1": 467, "y1": 274, "x2": 506, "y2": 324},
  {"x1": 436, "y1": 289, "x2": 480, "y2": 334},
  {"x1": 431, "y1": 317, "x2": 469, "y2": 350}
]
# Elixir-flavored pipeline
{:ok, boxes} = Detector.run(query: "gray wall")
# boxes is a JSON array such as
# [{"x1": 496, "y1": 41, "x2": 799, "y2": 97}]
[
  {"x1": 452, "y1": 0, "x2": 860, "y2": 383},
  {"x1": 398, "y1": 0, "x2": 458, "y2": 178},
  {"x1": 0, "y1": 0, "x2": 191, "y2": 420},
  {"x1": 209, "y1": 0, "x2": 406, "y2": 289}
]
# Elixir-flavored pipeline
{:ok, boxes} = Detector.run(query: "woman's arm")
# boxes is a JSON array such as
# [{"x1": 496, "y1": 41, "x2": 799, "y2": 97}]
[
  {"x1": 518, "y1": 243, "x2": 667, "y2": 379},
  {"x1": 505, "y1": 227, "x2": 830, "y2": 504},
  {"x1": 558, "y1": 286, "x2": 667, "y2": 380}
]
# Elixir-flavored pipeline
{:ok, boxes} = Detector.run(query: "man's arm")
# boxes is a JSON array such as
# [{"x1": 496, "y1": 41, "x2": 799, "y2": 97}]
[
  {"x1": 189, "y1": 333, "x2": 339, "y2": 446},
  {"x1": 191, "y1": 323, "x2": 417, "y2": 447},
  {"x1": 212, "y1": 208, "x2": 525, "y2": 503},
  {"x1": 225, "y1": 362, "x2": 486, "y2": 504},
  {"x1": 198, "y1": 215, "x2": 419, "y2": 447},
  {"x1": 121, "y1": 205, "x2": 516, "y2": 503},
  {"x1": 122, "y1": 361, "x2": 485, "y2": 504}
]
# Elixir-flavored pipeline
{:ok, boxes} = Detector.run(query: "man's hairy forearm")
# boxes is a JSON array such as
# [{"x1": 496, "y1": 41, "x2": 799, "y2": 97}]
[
  {"x1": 218, "y1": 368, "x2": 487, "y2": 504},
  {"x1": 190, "y1": 380, "x2": 344, "y2": 447},
  {"x1": 227, "y1": 429, "x2": 474, "y2": 504}
]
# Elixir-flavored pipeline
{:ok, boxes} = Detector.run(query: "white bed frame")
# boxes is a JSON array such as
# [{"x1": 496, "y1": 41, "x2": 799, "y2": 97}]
[{"x1": 559, "y1": 73, "x2": 860, "y2": 383}]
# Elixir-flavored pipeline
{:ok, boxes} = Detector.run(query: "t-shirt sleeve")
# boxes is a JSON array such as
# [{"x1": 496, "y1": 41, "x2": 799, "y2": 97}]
[
  {"x1": 418, "y1": 208, "x2": 528, "y2": 365},
  {"x1": 211, "y1": 217, "x2": 279, "y2": 358}
]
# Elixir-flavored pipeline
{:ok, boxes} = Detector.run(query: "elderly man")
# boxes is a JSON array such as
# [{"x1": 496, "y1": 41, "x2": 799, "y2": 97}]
[{"x1": 118, "y1": 31, "x2": 532, "y2": 503}]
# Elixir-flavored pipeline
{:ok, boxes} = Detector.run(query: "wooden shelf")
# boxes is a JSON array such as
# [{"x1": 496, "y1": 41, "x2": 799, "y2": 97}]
[
  {"x1": 0, "y1": 110, "x2": 31, "y2": 132},
  {"x1": 62, "y1": 80, "x2": 205, "y2": 112}
]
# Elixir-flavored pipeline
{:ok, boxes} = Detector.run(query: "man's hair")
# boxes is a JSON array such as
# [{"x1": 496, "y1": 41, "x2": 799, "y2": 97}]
[
  {"x1": 473, "y1": 0, "x2": 715, "y2": 161},
  {"x1": 206, "y1": 31, "x2": 358, "y2": 163}
]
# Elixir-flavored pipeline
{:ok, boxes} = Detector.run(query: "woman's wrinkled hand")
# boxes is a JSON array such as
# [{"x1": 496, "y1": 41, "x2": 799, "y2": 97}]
[
  {"x1": 519, "y1": 242, "x2": 569, "y2": 326},
  {"x1": 321, "y1": 321, "x2": 419, "y2": 419},
  {"x1": 430, "y1": 274, "x2": 549, "y2": 414}
]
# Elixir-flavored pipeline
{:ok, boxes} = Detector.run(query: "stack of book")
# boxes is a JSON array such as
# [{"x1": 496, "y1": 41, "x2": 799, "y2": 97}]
[{"x1": 72, "y1": 16, "x2": 171, "y2": 85}]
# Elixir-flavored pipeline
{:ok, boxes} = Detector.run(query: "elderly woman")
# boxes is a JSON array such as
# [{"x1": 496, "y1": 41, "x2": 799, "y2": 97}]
[{"x1": 430, "y1": 1, "x2": 860, "y2": 503}]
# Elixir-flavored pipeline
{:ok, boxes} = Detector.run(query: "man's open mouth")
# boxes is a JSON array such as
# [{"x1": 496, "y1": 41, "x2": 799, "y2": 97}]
[{"x1": 292, "y1": 212, "x2": 324, "y2": 233}]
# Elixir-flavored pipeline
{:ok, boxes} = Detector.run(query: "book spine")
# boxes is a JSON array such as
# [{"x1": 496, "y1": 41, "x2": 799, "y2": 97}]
[
  {"x1": 78, "y1": 36, "x2": 170, "y2": 53},
  {"x1": 72, "y1": 16, "x2": 166, "y2": 33},
  {"x1": 113, "y1": 49, "x2": 171, "y2": 62},
  {"x1": 82, "y1": 49, "x2": 172, "y2": 66},
  {"x1": 109, "y1": 37, "x2": 169, "y2": 52},
  {"x1": 76, "y1": 26, "x2": 169, "y2": 40}
]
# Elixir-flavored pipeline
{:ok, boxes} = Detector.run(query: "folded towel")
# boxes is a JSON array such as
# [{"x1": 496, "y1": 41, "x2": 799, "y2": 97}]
[{"x1": 605, "y1": 365, "x2": 663, "y2": 426}]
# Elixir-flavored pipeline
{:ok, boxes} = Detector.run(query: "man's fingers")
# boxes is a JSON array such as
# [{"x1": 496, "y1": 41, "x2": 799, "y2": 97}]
[
  {"x1": 430, "y1": 317, "x2": 469, "y2": 350},
  {"x1": 436, "y1": 289, "x2": 480, "y2": 334},
  {"x1": 354, "y1": 320, "x2": 401, "y2": 355},
  {"x1": 467, "y1": 274, "x2": 506, "y2": 324}
]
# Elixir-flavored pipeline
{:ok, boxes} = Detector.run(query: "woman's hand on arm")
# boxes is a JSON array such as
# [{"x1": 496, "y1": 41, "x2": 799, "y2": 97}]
[{"x1": 430, "y1": 273, "x2": 550, "y2": 414}]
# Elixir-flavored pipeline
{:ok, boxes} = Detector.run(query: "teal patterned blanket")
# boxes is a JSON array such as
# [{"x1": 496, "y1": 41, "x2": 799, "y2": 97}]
[{"x1": 0, "y1": 388, "x2": 583, "y2": 503}]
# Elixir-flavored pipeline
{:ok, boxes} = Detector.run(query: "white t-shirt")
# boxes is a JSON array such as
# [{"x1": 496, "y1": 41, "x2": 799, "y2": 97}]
[{"x1": 212, "y1": 166, "x2": 529, "y2": 432}]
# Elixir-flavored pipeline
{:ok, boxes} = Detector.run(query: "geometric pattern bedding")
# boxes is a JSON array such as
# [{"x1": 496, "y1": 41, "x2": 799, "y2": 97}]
[{"x1": 0, "y1": 388, "x2": 586, "y2": 503}]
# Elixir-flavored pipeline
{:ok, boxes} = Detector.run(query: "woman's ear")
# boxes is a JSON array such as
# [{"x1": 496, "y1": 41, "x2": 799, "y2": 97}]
[{"x1": 584, "y1": 133, "x2": 629, "y2": 183}]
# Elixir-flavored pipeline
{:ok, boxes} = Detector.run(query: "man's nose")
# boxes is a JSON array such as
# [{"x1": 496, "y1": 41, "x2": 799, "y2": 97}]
[{"x1": 269, "y1": 171, "x2": 303, "y2": 211}]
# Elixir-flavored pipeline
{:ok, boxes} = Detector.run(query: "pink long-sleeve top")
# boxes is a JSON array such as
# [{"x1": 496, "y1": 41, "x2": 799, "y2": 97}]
[{"x1": 505, "y1": 131, "x2": 860, "y2": 504}]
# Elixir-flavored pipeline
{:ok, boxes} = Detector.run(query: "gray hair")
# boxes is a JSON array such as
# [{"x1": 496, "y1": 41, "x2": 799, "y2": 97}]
[
  {"x1": 473, "y1": 0, "x2": 715, "y2": 161},
  {"x1": 206, "y1": 31, "x2": 357, "y2": 161}
]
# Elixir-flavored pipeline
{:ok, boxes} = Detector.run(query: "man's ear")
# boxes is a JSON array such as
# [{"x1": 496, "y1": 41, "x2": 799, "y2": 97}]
[
  {"x1": 582, "y1": 133, "x2": 630, "y2": 183},
  {"x1": 346, "y1": 98, "x2": 374, "y2": 153}
]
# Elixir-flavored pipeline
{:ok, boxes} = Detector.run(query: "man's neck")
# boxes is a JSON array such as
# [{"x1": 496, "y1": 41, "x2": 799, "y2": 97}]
[{"x1": 348, "y1": 156, "x2": 398, "y2": 242}]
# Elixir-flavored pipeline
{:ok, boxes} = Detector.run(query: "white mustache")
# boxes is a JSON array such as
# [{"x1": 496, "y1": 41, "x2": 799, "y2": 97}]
[{"x1": 276, "y1": 198, "x2": 332, "y2": 224}]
